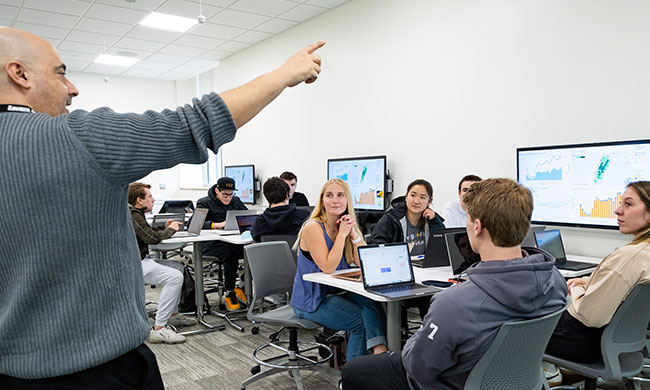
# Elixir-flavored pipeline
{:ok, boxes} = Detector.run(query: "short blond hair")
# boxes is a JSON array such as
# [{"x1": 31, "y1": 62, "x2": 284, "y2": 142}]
[{"x1": 463, "y1": 178, "x2": 533, "y2": 247}]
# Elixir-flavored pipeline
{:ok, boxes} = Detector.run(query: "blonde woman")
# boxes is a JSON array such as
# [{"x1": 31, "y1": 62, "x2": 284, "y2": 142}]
[{"x1": 291, "y1": 179, "x2": 388, "y2": 360}]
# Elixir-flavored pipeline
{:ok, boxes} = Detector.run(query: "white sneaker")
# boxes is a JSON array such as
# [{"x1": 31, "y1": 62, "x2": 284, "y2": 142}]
[
  {"x1": 167, "y1": 314, "x2": 197, "y2": 327},
  {"x1": 543, "y1": 361, "x2": 562, "y2": 386},
  {"x1": 148, "y1": 327, "x2": 186, "y2": 344}
]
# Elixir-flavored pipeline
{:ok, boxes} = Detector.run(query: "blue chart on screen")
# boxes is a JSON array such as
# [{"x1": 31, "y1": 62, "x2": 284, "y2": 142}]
[
  {"x1": 517, "y1": 140, "x2": 650, "y2": 228},
  {"x1": 225, "y1": 165, "x2": 254, "y2": 204},
  {"x1": 328, "y1": 156, "x2": 385, "y2": 211}
]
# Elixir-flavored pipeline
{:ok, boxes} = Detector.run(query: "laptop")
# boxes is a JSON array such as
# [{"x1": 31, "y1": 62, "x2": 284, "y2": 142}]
[
  {"x1": 445, "y1": 231, "x2": 481, "y2": 277},
  {"x1": 224, "y1": 210, "x2": 259, "y2": 231},
  {"x1": 521, "y1": 225, "x2": 546, "y2": 247},
  {"x1": 358, "y1": 243, "x2": 442, "y2": 299},
  {"x1": 152, "y1": 213, "x2": 185, "y2": 229},
  {"x1": 534, "y1": 229, "x2": 595, "y2": 271},
  {"x1": 412, "y1": 227, "x2": 466, "y2": 268},
  {"x1": 235, "y1": 214, "x2": 259, "y2": 233},
  {"x1": 172, "y1": 208, "x2": 207, "y2": 238}
]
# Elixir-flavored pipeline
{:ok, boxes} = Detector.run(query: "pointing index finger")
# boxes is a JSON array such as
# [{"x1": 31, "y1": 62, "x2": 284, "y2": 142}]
[{"x1": 305, "y1": 40, "x2": 326, "y2": 54}]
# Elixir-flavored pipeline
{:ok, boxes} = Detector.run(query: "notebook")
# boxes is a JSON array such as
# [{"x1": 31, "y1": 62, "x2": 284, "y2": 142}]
[
  {"x1": 412, "y1": 227, "x2": 466, "y2": 268},
  {"x1": 445, "y1": 231, "x2": 481, "y2": 277},
  {"x1": 358, "y1": 243, "x2": 441, "y2": 299},
  {"x1": 172, "y1": 208, "x2": 207, "y2": 238},
  {"x1": 534, "y1": 229, "x2": 595, "y2": 271}
]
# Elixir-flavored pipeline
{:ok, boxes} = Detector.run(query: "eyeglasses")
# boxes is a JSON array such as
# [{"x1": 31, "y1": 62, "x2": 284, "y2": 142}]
[{"x1": 220, "y1": 192, "x2": 234, "y2": 198}]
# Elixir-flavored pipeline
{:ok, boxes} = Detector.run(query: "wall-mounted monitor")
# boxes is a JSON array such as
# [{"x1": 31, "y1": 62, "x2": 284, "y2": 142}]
[
  {"x1": 224, "y1": 164, "x2": 255, "y2": 205},
  {"x1": 517, "y1": 139, "x2": 650, "y2": 229},
  {"x1": 327, "y1": 155, "x2": 386, "y2": 212}
]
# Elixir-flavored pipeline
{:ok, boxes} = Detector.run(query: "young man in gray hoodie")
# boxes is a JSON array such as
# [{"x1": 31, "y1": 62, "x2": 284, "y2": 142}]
[{"x1": 342, "y1": 178, "x2": 567, "y2": 390}]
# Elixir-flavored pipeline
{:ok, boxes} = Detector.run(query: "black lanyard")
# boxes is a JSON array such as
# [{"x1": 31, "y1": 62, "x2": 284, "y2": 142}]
[{"x1": 0, "y1": 104, "x2": 35, "y2": 114}]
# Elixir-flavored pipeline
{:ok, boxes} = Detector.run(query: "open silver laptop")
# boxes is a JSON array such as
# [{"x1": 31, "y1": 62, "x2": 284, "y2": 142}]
[
  {"x1": 358, "y1": 243, "x2": 441, "y2": 299},
  {"x1": 534, "y1": 229, "x2": 595, "y2": 271},
  {"x1": 212, "y1": 209, "x2": 259, "y2": 235},
  {"x1": 172, "y1": 208, "x2": 207, "y2": 238}
]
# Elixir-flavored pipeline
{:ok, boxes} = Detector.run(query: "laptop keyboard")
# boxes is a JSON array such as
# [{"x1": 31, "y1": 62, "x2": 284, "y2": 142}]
[
  {"x1": 374, "y1": 283, "x2": 421, "y2": 294},
  {"x1": 557, "y1": 260, "x2": 595, "y2": 271}
]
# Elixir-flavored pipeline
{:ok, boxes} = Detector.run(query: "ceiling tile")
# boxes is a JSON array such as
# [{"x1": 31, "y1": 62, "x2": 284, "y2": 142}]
[
  {"x1": 0, "y1": 0, "x2": 22, "y2": 6},
  {"x1": 279, "y1": 3, "x2": 326, "y2": 22},
  {"x1": 208, "y1": 8, "x2": 269, "y2": 29},
  {"x1": 105, "y1": 47, "x2": 153, "y2": 60},
  {"x1": 184, "y1": 58, "x2": 219, "y2": 68},
  {"x1": 156, "y1": 0, "x2": 222, "y2": 19},
  {"x1": 185, "y1": 0, "x2": 237, "y2": 6},
  {"x1": 158, "y1": 44, "x2": 206, "y2": 57},
  {"x1": 130, "y1": 61, "x2": 176, "y2": 71},
  {"x1": 157, "y1": 72, "x2": 190, "y2": 80},
  {"x1": 13, "y1": 22, "x2": 69, "y2": 40},
  {"x1": 17, "y1": 8, "x2": 80, "y2": 28},
  {"x1": 63, "y1": 59, "x2": 92, "y2": 72},
  {"x1": 147, "y1": 52, "x2": 192, "y2": 65},
  {"x1": 115, "y1": 37, "x2": 167, "y2": 52},
  {"x1": 234, "y1": 30, "x2": 272, "y2": 44},
  {"x1": 22, "y1": 0, "x2": 91, "y2": 17},
  {"x1": 126, "y1": 25, "x2": 182, "y2": 43},
  {"x1": 191, "y1": 22, "x2": 245, "y2": 40},
  {"x1": 58, "y1": 49, "x2": 99, "y2": 62},
  {"x1": 75, "y1": 17, "x2": 133, "y2": 35},
  {"x1": 58, "y1": 40, "x2": 105, "y2": 55},
  {"x1": 95, "y1": 0, "x2": 165, "y2": 12},
  {"x1": 86, "y1": 3, "x2": 148, "y2": 24},
  {"x1": 305, "y1": 0, "x2": 348, "y2": 8},
  {"x1": 67, "y1": 30, "x2": 121, "y2": 46},
  {"x1": 254, "y1": 18, "x2": 297, "y2": 34},
  {"x1": 172, "y1": 34, "x2": 225, "y2": 49},
  {"x1": 170, "y1": 64, "x2": 202, "y2": 73},
  {"x1": 0, "y1": 4, "x2": 18, "y2": 19},
  {"x1": 199, "y1": 50, "x2": 232, "y2": 60},
  {"x1": 0, "y1": 19, "x2": 12, "y2": 26},
  {"x1": 121, "y1": 67, "x2": 166, "y2": 79},
  {"x1": 229, "y1": 0, "x2": 296, "y2": 17},
  {"x1": 47, "y1": 38, "x2": 62, "y2": 47},
  {"x1": 84, "y1": 62, "x2": 133, "y2": 75},
  {"x1": 216, "y1": 40, "x2": 250, "y2": 52}
]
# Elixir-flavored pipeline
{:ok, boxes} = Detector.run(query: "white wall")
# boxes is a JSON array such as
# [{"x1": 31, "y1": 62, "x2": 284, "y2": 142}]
[{"x1": 214, "y1": 0, "x2": 650, "y2": 257}]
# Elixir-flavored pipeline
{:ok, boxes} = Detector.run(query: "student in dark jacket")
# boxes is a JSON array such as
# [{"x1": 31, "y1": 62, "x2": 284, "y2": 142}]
[
  {"x1": 251, "y1": 177, "x2": 311, "y2": 242},
  {"x1": 369, "y1": 179, "x2": 445, "y2": 320},
  {"x1": 342, "y1": 179, "x2": 567, "y2": 390},
  {"x1": 196, "y1": 177, "x2": 248, "y2": 311},
  {"x1": 280, "y1": 171, "x2": 309, "y2": 206}
]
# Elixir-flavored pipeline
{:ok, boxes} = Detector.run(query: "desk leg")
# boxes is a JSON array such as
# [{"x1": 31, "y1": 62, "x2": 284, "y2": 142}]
[
  {"x1": 244, "y1": 251, "x2": 252, "y2": 303},
  {"x1": 179, "y1": 241, "x2": 226, "y2": 336},
  {"x1": 386, "y1": 301, "x2": 401, "y2": 351}
]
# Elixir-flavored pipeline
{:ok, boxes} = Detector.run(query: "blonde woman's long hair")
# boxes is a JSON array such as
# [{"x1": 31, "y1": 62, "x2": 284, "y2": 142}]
[
  {"x1": 627, "y1": 181, "x2": 650, "y2": 245},
  {"x1": 295, "y1": 179, "x2": 364, "y2": 264}
]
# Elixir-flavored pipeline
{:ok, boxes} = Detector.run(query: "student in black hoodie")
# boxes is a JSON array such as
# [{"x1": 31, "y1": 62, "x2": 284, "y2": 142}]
[
  {"x1": 251, "y1": 177, "x2": 311, "y2": 242},
  {"x1": 196, "y1": 177, "x2": 248, "y2": 311}
]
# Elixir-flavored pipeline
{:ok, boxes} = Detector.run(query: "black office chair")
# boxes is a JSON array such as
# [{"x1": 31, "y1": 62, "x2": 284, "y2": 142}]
[{"x1": 545, "y1": 283, "x2": 650, "y2": 390}]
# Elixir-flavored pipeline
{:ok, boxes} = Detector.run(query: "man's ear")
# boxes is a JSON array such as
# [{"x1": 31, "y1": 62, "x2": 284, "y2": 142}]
[{"x1": 5, "y1": 61, "x2": 31, "y2": 89}]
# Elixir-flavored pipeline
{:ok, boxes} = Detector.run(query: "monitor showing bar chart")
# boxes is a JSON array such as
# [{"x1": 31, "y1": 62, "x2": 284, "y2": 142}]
[{"x1": 517, "y1": 139, "x2": 650, "y2": 229}]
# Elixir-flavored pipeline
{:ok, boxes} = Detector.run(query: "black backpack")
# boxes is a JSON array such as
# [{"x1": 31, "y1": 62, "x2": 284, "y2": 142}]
[{"x1": 178, "y1": 264, "x2": 210, "y2": 313}]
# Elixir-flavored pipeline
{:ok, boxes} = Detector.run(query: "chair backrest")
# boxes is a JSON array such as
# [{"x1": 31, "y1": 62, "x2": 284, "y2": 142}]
[
  {"x1": 464, "y1": 300, "x2": 569, "y2": 390},
  {"x1": 244, "y1": 241, "x2": 297, "y2": 305},
  {"x1": 260, "y1": 234, "x2": 298, "y2": 263},
  {"x1": 599, "y1": 283, "x2": 650, "y2": 380}
]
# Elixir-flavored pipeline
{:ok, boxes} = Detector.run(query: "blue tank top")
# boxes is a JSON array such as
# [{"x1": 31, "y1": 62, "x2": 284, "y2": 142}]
[{"x1": 290, "y1": 222, "x2": 350, "y2": 312}]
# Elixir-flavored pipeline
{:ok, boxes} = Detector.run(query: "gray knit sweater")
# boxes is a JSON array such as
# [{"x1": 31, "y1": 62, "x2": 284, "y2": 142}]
[{"x1": 0, "y1": 93, "x2": 236, "y2": 379}]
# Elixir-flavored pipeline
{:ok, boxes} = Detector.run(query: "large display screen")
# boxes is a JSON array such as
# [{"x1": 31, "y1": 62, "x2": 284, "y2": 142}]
[
  {"x1": 517, "y1": 139, "x2": 650, "y2": 229},
  {"x1": 327, "y1": 156, "x2": 386, "y2": 211},
  {"x1": 224, "y1": 164, "x2": 255, "y2": 205}
]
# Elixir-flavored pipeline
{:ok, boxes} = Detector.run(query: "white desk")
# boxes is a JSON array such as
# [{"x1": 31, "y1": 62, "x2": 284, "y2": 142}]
[
  {"x1": 303, "y1": 257, "x2": 602, "y2": 351},
  {"x1": 163, "y1": 230, "x2": 253, "y2": 335}
]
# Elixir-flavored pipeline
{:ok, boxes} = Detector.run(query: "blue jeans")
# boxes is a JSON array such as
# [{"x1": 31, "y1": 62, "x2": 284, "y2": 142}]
[{"x1": 294, "y1": 293, "x2": 387, "y2": 360}]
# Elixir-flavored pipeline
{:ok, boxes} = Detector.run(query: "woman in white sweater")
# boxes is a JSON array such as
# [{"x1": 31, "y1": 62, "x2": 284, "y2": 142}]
[{"x1": 545, "y1": 181, "x2": 650, "y2": 363}]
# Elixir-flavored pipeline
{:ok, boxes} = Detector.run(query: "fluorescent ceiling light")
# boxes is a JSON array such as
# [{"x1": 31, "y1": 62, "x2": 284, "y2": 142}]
[
  {"x1": 94, "y1": 54, "x2": 140, "y2": 67},
  {"x1": 139, "y1": 12, "x2": 198, "y2": 32}
]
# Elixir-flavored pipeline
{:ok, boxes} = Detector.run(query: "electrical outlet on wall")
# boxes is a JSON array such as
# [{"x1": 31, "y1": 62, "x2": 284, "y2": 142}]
[{"x1": 159, "y1": 183, "x2": 166, "y2": 190}]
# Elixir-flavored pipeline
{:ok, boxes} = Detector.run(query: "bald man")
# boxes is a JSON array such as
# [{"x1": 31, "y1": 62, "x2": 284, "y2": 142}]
[{"x1": 0, "y1": 27, "x2": 324, "y2": 389}]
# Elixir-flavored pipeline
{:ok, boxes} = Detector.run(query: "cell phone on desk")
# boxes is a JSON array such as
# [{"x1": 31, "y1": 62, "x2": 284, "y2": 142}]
[{"x1": 421, "y1": 280, "x2": 454, "y2": 288}]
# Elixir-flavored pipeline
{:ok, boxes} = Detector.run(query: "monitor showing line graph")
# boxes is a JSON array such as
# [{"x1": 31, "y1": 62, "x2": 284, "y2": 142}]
[
  {"x1": 517, "y1": 139, "x2": 650, "y2": 229},
  {"x1": 224, "y1": 164, "x2": 255, "y2": 205},
  {"x1": 327, "y1": 156, "x2": 386, "y2": 211}
]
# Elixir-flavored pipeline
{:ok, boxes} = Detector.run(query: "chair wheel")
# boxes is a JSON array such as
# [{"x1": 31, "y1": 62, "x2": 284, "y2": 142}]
[
  {"x1": 251, "y1": 326, "x2": 259, "y2": 335},
  {"x1": 250, "y1": 365, "x2": 261, "y2": 375}
]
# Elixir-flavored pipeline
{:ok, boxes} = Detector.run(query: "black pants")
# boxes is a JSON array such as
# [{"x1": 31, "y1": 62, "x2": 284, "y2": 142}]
[
  {"x1": 0, "y1": 344, "x2": 164, "y2": 390},
  {"x1": 203, "y1": 241, "x2": 243, "y2": 291},
  {"x1": 545, "y1": 311, "x2": 604, "y2": 363},
  {"x1": 341, "y1": 352, "x2": 410, "y2": 390}
]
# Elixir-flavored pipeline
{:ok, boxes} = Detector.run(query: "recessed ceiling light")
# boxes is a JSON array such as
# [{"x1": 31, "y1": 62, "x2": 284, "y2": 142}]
[
  {"x1": 117, "y1": 51, "x2": 138, "y2": 57},
  {"x1": 94, "y1": 54, "x2": 140, "y2": 67},
  {"x1": 139, "y1": 12, "x2": 198, "y2": 33}
]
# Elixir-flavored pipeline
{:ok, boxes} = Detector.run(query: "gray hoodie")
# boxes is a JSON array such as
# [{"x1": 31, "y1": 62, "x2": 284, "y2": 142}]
[{"x1": 402, "y1": 249, "x2": 567, "y2": 390}]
